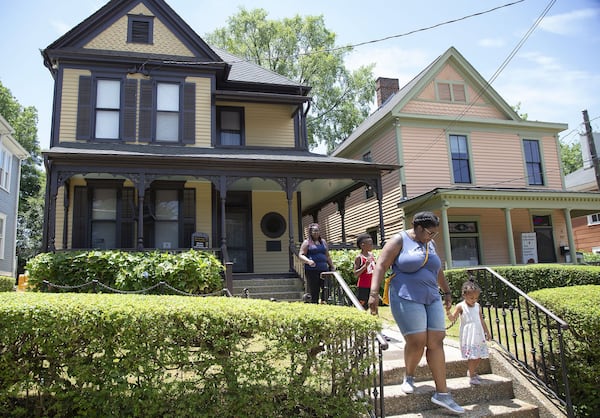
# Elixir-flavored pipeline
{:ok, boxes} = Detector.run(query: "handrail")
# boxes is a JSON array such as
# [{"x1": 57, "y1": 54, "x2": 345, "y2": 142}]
[
  {"x1": 466, "y1": 267, "x2": 574, "y2": 417},
  {"x1": 321, "y1": 271, "x2": 388, "y2": 417}
]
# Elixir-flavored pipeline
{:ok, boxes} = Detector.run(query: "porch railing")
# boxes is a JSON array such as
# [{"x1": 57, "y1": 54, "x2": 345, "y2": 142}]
[{"x1": 466, "y1": 267, "x2": 574, "y2": 417}]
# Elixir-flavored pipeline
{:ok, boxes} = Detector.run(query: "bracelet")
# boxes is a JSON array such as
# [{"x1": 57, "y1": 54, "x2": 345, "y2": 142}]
[{"x1": 369, "y1": 291, "x2": 379, "y2": 296}]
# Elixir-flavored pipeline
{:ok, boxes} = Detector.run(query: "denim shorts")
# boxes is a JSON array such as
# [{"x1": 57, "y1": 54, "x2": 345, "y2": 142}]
[{"x1": 389, "y1": 282, "x2": 446, "y2": 335}]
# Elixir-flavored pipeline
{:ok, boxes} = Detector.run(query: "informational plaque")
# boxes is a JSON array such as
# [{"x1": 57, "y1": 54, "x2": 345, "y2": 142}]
[{"x1": 521, "y1": 232, "x2": 538, "y2": 264}]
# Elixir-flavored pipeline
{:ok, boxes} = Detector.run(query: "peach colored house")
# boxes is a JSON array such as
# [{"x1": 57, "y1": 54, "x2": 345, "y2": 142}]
[
  {"x1": 319, "y1": 47, "x2": 600, "y2": 268},
  {"x1": 564, "y1": 132, "x2": 600, "y2": 255}
]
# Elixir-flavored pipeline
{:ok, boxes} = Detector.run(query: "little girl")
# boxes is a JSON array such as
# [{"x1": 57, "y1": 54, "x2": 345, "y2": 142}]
[
  {"x1": 446, "y1": 280, "x2": 490, "y2": 385},
  {"x1": 354, "y1": 233, "x2": 375, "y2": 309}
]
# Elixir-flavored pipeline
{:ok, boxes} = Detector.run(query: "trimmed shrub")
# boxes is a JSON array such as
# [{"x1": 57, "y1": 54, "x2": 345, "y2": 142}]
[
  {"x1": 0, "y1": 276, "x2": 14, "y2": 292},
  {"x1": 0, "y1": 293, "x2": 380, "y2": 417},
  {"x1": 529, "y1": 285, "x2": 600, "y2": 417},
  {"x1": 25, "y1": 250, "x2": 224, "y2": 294}
]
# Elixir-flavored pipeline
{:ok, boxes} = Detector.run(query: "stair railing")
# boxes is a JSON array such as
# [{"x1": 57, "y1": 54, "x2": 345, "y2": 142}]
[
  {"x1": 466, "y1": 267, "x2": 574, "y2": 417},
  {"x1": 320, "y1": 271, "x2": 389, "y2": 418}
]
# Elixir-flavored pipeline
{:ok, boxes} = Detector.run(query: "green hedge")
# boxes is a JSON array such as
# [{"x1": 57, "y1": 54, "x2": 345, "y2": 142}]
[
  {"x1": 0, "y1": 276, "x2": 14, "y2": 292},
  {"x1": 0, "y1": 293, "x2": 380, "y2": 417},
  {"x1": 445, "y1": 264, "x2": 600, "y2": 297},
  {"x1": 25, "y1": 250, "x2": 224, "y2": 294},
  {"x1": 529, "y1": 285, "x2": 600, "y2": 417}
]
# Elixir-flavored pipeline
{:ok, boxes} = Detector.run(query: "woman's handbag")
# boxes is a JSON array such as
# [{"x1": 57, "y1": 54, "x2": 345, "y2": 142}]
[{"x1": 382, "y1": 273, "x2": 395, "y2": 305}]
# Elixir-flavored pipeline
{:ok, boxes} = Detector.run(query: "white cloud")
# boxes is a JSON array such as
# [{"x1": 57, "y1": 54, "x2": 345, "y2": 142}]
[
  {"x1": 478, "y1": 38, "x2": 505, "y2": 48},
  {"x1": 539, "y1": 8, "x2": 599, "y2": 35},
  {"x1": 345, "y1": 46, "x2": 431, "y2": 84}
]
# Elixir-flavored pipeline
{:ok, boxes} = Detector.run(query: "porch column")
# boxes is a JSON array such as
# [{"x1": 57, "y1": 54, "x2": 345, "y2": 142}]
[
  {"x1": 335, "y1": 197, "x2": 347, "y2": 243},
  {"x1": 137, "y1": 188, "x2": 145, "y2": 250},
  {"x1": 286, "y1": 177, "x2": 296, "y2": 271},
  {"x1": 563, "y1": 208, "x2": 577, "y2": 264},
  {"x1": 376, "y1": 177, "x2": 386, "y2": 243},
  {"x1": 504, "y1": 208, "x2": 516, "y2": 265},
  {"x1": 62, "y1": 181, "x2": 70, "y2": 249},
  {"x1": 47, "y1": 169, "x2": 59, "y2": 252},
  {"x1": 218, "y1": 176, "x2": 229, "y2": 263},
  {"x1": 440, "y1": 201, "x2": 452, "y2": 269}
]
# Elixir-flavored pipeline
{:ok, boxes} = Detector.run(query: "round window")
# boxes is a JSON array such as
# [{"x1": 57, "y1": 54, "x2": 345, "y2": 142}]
[{"x1": 260, "y1": 212, "x2": 286, "y2": 238}]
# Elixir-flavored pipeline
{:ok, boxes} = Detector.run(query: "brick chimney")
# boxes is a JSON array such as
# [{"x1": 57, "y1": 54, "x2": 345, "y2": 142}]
[{"x1": 376, "y1": 77, "x2": 399, "y2": 107}]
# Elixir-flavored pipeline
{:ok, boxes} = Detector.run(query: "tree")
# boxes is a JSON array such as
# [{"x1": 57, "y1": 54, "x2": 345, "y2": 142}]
[
  {"x1": 560, "y1": 139, "x2": 583, "y2": 175},
  {"x1": 205, "y1": 8, "x2": 375, "y2": 153},
  {"x1": 0, "y1": 81, "x2": 44, "y2": 273}
]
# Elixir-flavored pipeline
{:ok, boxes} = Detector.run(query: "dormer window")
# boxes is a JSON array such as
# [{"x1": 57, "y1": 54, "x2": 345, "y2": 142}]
[
  {"x1": 128, "y1": 15, "x2": 154, "y2": 44},
  {"x1": 437, "y1": 82, "x2": 466, "y2": 103}
]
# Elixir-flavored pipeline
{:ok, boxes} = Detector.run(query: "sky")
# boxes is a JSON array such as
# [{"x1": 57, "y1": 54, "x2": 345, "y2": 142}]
[{"x1": 0, "y1": 0, "x2": 599, "y2": 153}]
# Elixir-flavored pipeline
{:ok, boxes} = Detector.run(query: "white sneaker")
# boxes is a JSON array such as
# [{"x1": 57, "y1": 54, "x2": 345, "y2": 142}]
[
  {"x1": 400, "y1": 375, "x2": 415, "y2": 394},
  {"x1": 431, "y1": 392, "x2": 465, "y2": 415}
]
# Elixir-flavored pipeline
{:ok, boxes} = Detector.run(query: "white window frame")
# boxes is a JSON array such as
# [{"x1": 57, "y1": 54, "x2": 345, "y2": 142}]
[
  {"x1": 0, "y1": 144, "x2": 13, "y2": 191},
  {"x1": 156, "y1": 82, "x2": 180, "y2": 142},
  {"x1": 0, "y1": 213, "x2": 6, "y2": 259},
  {"x1": 587, "y1": 213, "x2": 600, "y2": 226},
  {"x1": 95, "y1": 79, "x2": 121, "y2": 139}
]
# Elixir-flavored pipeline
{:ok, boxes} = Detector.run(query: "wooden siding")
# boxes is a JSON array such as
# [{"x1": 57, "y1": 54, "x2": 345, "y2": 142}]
[
  {"x1": 59, "y1": 69, "x2": 91, "y2": 143},
  {"x1": 405, "y1": 62, "x2": 505, "y2": 119},
  {"x1": 186, "y1": 77, "x2": 212, "y2": 148},
  {"x1": 252, "y1": 190, "x2": 297, "y2": 273},
  {"x1": 84, "y1": 4, "x2": 194, "y2": 57},
  {"x1": 187, "y1": 181, "x2": 212, "y2": 245},
  {"x1": 572, "y1": 216, "x2": 600, "y2": 252},
  {"x1": 216, "y1": 101, "x2": 295, "y2": 147}
]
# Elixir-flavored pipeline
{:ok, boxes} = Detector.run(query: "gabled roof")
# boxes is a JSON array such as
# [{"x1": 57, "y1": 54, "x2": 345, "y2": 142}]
[
  {"x1": 333, "y1": 46, "x2": 565, "y2": 156},
  {"x1": 44, "y1": 0, "x2": 220, "y2": 63}
]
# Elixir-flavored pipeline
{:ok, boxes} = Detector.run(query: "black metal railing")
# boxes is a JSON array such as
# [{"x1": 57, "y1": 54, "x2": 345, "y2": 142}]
[
  {"x1": 320, "y1": 271, "x2": 389, "y2": 418},
  {"x1": 41, "y1": 279, "x2": 232, "y2": 297},
  {"x1": 466, "y1": 267, "x2": 574, "y2": 417}
]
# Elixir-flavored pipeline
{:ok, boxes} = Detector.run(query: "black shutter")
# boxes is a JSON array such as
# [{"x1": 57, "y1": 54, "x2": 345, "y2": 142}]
[
  {"x1": 72, "y1": 186, "x2": 89, "y2": 248},
  {"x1": 123, "y1": 79, "x2": 138, "y2": 141},
  {"x1": 182, "y1": 188, "x2": 196, "y2": 247},
  {"x1": 138, "y1": 79, "x2": 154, "y2": 142},
  {"x1": 182, "y1": 82, "x2": 195, "y2": 144},
  {"x1": 76, "y1": 76, "x2": 93, "y2": 140}
]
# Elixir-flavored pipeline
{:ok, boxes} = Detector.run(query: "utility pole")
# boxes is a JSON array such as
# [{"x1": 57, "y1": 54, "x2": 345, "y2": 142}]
[{"x1": 582, "y1": 109, "x2": 600, "y2": 191}]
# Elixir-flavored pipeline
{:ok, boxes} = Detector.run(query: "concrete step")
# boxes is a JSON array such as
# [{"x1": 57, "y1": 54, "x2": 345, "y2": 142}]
[
  {"x1": 381, "y1": 374, "x2": 518, "y2": 416},
  {"x1": 231, "y1": 276, "x2": 305, "y2": 301},
  {"x1": 387, "y1": 397, "x2": 539, "y2": 417}
]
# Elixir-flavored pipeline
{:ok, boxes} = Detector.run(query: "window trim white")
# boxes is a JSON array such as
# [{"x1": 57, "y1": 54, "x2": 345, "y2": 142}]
[
  {"x1": 0, "y1": 213, "x2": 6, "y2": 260},
  {"x1": 587, "y1": 213, "x2": 600, "y2": 226},
  {"x1": 0, "y1": 144, "x2": 13, "y2": 192}
]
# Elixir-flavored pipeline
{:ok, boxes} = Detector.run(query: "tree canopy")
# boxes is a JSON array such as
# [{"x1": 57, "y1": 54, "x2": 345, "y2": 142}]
[
  {"x1": 205, "y1": 8, "x2": 375, "y2": 153},
  {"x1": 560, "y1": 139, "x2": 583, "y2": 175},
  {"x1": 0, "y1": 80, "x2": 44, "y2": 273}
]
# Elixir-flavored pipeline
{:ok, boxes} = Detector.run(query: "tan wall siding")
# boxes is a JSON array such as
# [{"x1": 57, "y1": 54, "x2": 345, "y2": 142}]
[
  {"x1": 186, "y1": 181, "x2": 213, "y2": 246},
  {"x1": 217, "y1": 101, "x2": 295, "y2": 147},
  {"x1": 84, "y1": 4, "x2": 193, "y2": 57},
  {"x1": 59, "y1": 69, "x2": 91, "y2": 143},
  {"x1": 252, "y1": 191, "x2": 296, "y2": 273},
  {"x1": 186, "y1": 77, "x2": 212, "y2": 148}
]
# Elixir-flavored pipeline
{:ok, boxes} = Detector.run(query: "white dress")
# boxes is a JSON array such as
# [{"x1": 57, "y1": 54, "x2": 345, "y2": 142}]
[{"x1": 458, "y1": 301, "x2": 489, "y2": 359}]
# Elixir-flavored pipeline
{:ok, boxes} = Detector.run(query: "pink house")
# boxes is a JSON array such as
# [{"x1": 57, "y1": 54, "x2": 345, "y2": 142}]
[{"x1": 317, "y1": 47, "x2": 600, "y2": 267}]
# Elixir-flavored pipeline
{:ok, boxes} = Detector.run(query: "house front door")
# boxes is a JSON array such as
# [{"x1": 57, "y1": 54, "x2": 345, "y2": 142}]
[
  {"x1": 223, "y1": 192, "x2": 253, "y2": 273},
  {"x1": 533, "y1": 215, "x2": 557, "y2": 263}
]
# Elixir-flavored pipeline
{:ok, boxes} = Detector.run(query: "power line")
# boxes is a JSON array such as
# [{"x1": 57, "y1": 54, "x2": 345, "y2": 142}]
[{"x1": 403, "y1": 0, "x2": 557, "y2": 168}]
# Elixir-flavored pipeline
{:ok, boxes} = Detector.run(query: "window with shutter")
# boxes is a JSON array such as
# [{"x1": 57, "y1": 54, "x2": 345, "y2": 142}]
[
  {"x1": 452, "y1": 84, "x2": 466, "y2": 102},
  {"x1": 438, "y1": 83, "x2": 452, "y2": 101},
  {"x1": 437, "y1": 81, "x2": 467, "y2": 103}
]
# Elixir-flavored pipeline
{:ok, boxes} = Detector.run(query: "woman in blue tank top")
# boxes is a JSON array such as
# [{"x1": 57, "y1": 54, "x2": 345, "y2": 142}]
[
  {"x1": 299, "y1": 223, "x2": 334, "y2": 303},
  {"x1": 367, "y1": 212, "x2": 464, "y2": 415}
]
